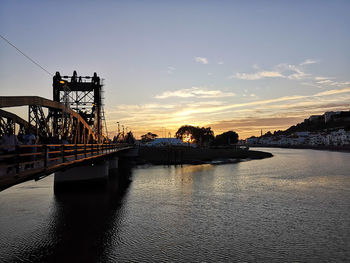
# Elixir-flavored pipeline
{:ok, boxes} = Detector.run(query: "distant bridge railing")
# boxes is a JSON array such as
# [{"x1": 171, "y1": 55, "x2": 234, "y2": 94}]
[{"x1": 0, "y1": 143, "x2": 132, "y2": 190}]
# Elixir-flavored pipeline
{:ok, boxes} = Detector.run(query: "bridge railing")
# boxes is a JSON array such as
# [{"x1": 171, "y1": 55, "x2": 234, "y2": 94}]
[{"x1": 0, "y1": 143, "x2": 131, "y2": 177}]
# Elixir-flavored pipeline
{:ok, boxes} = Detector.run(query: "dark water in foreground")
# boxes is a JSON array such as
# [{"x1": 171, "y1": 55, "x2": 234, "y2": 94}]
[{"x1": 0, "y1": 148, "x2": 350, "y2": 262}]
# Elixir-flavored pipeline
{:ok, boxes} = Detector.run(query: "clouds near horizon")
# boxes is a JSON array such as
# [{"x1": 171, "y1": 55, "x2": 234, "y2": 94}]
[{"x1": 107, "y1": 85, "x2": 350, "y2": 138}]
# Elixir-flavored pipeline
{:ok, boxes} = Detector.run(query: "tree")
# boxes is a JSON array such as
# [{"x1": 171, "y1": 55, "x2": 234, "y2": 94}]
[
  {"x1": 213, "y1": 131, "x2": 239, "y2": 145},
  {"x1": 175, "y1": 125, "x2": 214, "y2": 145},
  {"x1": 141, "y1": 132, "x2": 158, "y2": 143},
  {"x1": 262, "y1": 131, "x2": 272, "y2": 137},
  {"x1": 125, "y1": 131, "x2": 136, "y2": 144}
]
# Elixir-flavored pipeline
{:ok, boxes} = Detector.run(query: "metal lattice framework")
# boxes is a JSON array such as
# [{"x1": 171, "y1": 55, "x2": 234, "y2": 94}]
[
  {"x1": 0, "y1": 109, "x2": 33, "y2": 137},
  {"x1": 0, "y1": 96, "x2": 95, "y2": 144},
  {"x1": 53, "y1": 71, "x2": 105, "y2": 142}
]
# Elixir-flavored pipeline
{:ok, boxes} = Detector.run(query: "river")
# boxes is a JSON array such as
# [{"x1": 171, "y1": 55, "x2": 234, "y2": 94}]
[{"x1": 0, "y1": 148, "x2": 349, "y2": 262}]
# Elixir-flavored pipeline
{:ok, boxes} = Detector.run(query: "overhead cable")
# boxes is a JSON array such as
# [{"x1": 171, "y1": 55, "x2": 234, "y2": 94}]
[{"x1": 0, "y1": 34, "x2": 53, "y2": 77}]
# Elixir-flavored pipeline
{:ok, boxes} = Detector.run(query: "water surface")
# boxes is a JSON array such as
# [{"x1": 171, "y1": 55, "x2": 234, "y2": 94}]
[{"x1": 1, "y1": 148, "x2": 349, "y2": 262}]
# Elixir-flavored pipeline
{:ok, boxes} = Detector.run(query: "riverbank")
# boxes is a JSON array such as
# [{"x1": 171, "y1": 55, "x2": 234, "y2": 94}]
[
  {"x1": 248, "y1": 144, "x2": 350, "y2": 153},
  {"x1": 136, "y1": 146, "x2": 273, "y2": 165}
]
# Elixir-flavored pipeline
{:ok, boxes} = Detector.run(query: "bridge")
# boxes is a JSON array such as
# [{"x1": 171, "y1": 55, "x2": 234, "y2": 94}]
[{"x1": 0, "y1": 71, "x2": 135, "y2": 191}]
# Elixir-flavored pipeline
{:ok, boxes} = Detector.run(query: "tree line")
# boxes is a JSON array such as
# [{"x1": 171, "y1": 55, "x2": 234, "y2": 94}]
[{"x1": 141, "y1": 125, "x2": 238, "y2": 146}]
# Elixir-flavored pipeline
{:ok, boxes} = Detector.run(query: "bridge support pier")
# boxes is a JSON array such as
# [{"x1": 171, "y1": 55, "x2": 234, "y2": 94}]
[
  {"x1": 108, "y1": 157, "x2": 119, "y2": 171},
  {"x1": 54, "y1": 161, "x2": 109, "y2": 185}
]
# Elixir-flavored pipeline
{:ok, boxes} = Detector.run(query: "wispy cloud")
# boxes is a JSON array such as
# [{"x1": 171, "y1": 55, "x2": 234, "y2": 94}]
[
  {"x1": 316, "y1": 79, "x2": 333, "y2": 84},
  {"x1": 155, "y1": 87, "x2": 236, "y2": 99},
  {"x1": 167, "y1": 66, "x2": 176, "y2": 74},
  {"x1": 217, "y1": 61, "x2": 224, "y2": 65},
  {"x1": 231, "y1": 71, "x2": 283, "y2": 80},
  {"x1": 314, "y1": 76, "x2": 334, "y2": 81},
  {"x1": 194, "y1": 57, "x2": 208, "y2": 64},
  {"x1": 301, "y1": 82, "x2": 322, "y2": 88},
  {"x1": 300, "y1": 59, "x2": 319, "y2": 66},
  {"x1": 230, "y1": 60, "x2": 313, "y2": 80},
  {"x1": 210, "y1": 116, "x2": 303, "y2": 134},
  {"x1": 242, "y1": 89, "x2": 258, "y2": 98},
  {"x1": 275, "y1": 63, "x2": 310, "y2": 80},
  {"x1": 314, "y1": 87, "x2": 350, "y2": 96},
  {"x1": 312, "y1": 76, "x2": 350, "y2": 88}
]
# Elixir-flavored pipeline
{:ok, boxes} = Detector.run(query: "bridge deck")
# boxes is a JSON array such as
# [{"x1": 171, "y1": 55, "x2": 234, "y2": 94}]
[{"x1": 0, "y1": 143, "x2": 132, "y2": 191}]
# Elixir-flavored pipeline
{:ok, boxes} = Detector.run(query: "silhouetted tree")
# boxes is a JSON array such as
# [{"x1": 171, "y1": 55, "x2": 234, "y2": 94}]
[
  {"x1": 262, "y1": 131, "x2": 273, "y2": 137},
  {"x1": 213, "y1": 131, "x2": 239, "y2": 145},
  {"x1": 141, "y1": 132, "x2": 158, "y2": 143},
  {"x1": 125, "y1": 131, "x2": 136, "y2": 144},
  {"x1": 175, "y1": 125, "x2": 214, "y2": 145}
]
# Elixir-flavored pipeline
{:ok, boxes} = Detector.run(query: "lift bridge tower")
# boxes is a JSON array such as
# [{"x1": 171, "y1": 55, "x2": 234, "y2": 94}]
[{"x1": 52, "y1": 70, "x2": 106, "y2": 143}]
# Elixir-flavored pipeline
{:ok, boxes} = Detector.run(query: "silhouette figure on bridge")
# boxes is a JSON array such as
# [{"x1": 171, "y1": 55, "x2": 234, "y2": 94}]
[
  {"x1": 53, "y1": 71, "x2": 62, "y2": 84},
  {"x1": 71, "y1": 70, "x2": 77, "y2": 82},
  {"x1": 92, "y1": 72, "x2": 100, "y2": 85}
]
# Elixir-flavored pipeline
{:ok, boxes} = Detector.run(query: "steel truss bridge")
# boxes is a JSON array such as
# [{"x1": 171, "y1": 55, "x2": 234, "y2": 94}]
[
  {"x1": 0, "y1": 71, "x2": 134, "y2": 191},
  {"x1": 0, "y1": 143, "x2": 132, "y2": 191}
]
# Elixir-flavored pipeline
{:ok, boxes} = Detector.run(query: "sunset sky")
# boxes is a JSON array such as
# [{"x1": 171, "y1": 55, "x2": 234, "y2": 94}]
[{"x1": 1, "y1": 1, "x2": 349, "y2": 139}]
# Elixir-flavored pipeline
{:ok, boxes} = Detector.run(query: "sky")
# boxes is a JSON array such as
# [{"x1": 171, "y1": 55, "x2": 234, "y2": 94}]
[{"x1": 1, "y1": 0, "x2": 349, "y2": 139}]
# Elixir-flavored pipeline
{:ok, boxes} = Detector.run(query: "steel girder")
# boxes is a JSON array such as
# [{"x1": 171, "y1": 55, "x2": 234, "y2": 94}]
[
  {"x1": 0, "y1": 96, "x2": 95, "y2": 144},
  {"x1": 0, "y1": 109, "x2": 33, "y2": 137}
]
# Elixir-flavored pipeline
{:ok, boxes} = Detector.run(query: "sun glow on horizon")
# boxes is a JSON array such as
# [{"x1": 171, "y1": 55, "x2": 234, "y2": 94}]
[
  {"x1": 182, "y1": 133, "x2": 195, "y2": 143},
  {"x1": 105, "y1": 85, "x2": 350, "y2": 140}
]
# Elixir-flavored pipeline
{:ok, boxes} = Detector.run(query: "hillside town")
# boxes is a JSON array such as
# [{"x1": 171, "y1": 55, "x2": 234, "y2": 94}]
[{"x1": 246, "y1": 111, "x2": 350, "y2": 147}]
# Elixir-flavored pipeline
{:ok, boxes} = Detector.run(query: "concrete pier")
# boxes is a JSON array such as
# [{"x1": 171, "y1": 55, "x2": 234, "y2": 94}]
[
  {"x1": 108, "y1": 157, "x2": 119, "y2": 171},
  {"x1": 52, "y1": 148, "x2": 136, "y2": 188},
  {"x1": 54, "y1": 161, "x2": 109, "y2": 184}
]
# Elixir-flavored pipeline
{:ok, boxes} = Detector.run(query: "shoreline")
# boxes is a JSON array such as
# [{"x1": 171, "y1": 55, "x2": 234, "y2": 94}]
[
  {"x1": 248, "y1": 144, "x2": 350, "y2": 153},
  {"x1": 136, "y1": 146, "x2": 273, "y2": 165}
]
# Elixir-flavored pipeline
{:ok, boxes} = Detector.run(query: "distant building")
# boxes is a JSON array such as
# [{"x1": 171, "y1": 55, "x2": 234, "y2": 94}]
[
  {"x1": 237, "y1": 139, "x2": 246, "y2": 145},
  {"x1": 144, "y1": 138, "x2": 192, "y2": 147},
  {"x1": 333, "y1": 111, "x2": 350, "y2": 122},
  {"x1": 324, "y1": 111, "x2": 337, "y2": 123},
  {"x1": 308, "y1": 115, "x2": 322, "y2": 122},
  {"x1": 246, "y1": 136, "x2": 259, "y2": 145},
  {"x1": 246, "y1": 110, "x2": 350, "y2": 147}
]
